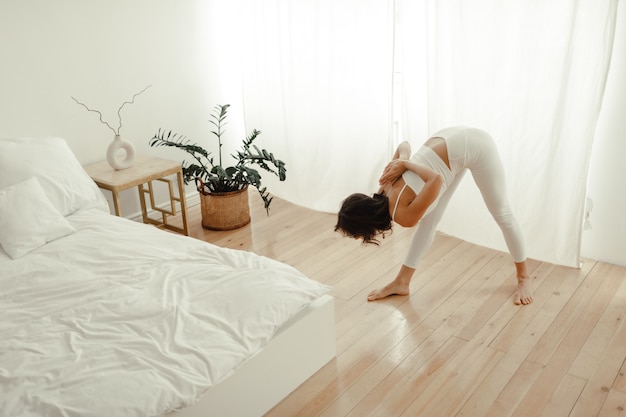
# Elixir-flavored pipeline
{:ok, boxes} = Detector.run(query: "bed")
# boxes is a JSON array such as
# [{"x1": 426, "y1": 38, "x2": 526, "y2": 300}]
[{"x1": 0, "y1": 137, "x2": 335, "y2": 417}]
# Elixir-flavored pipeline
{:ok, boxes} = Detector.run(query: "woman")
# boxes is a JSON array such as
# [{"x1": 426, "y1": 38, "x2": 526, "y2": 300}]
[{"x1": 335, "y1": 126, "x2": 533, "y2": 305}]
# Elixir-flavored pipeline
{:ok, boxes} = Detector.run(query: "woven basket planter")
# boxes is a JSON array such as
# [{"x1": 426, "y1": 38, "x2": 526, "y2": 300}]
[{"x1": 199, "y1": 186, "x2": 251, "y2": 230}]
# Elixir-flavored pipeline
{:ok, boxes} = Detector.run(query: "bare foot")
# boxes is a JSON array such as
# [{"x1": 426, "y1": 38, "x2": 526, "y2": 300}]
[
  {"x1": 513, "y1": 275, "x2": 533, "y2": 305},
  {"x1": 367, "y1": 281, "x2": 410, "y2": 301}
]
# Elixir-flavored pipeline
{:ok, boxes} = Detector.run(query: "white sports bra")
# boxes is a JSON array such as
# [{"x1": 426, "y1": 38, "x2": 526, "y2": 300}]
[
  {"x1": 391, "y1": 183, "x2": 409, "y2": 221},
  {"x1": 391, "y1": 174, "x2": 425, "y2": 221},
  {"x1": 390, "y1": 146, "x2": 454, "y2": 222}
]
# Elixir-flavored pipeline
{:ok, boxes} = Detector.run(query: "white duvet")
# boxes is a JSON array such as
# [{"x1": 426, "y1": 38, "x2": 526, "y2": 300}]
[{"x1": 0, "y1": 209, "x2": 331, "y2": 417}]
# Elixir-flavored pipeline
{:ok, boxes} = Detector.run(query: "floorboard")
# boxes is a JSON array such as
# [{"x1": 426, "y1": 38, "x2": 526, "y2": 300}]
[{"x1": 181, "y1": 192, "x2": 626, "y2": 417}]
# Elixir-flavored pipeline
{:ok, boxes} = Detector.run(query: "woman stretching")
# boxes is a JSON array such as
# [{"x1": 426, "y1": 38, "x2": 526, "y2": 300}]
[{"x1": 335, "y1": 126, "x2": 533, "y2": 305}]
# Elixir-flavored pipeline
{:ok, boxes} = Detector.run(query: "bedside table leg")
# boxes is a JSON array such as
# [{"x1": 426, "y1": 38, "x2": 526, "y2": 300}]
[
  {"x1": 176, "y1": 171, "x2": 189, "y2": 236},
  {"x1": 138, "y1": 183, "x2": 149, "y2": 224},
  {"x1": 112, "y1": 191, "x2": 123, "y2": 217}
]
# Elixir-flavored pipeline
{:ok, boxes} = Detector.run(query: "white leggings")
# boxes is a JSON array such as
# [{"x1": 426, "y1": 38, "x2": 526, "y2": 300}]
[{"x1": 404, "y1": 127, "x2": 526, "y2": 268}]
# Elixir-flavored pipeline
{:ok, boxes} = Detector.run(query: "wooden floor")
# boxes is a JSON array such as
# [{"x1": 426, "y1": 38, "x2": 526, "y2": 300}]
[{"x1": 185, "y1": 192, "x2": 626, "y2": 417}]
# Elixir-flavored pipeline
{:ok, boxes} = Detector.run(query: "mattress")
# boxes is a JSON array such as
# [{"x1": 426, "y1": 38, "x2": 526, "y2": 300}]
[{"x1": 0, "y1": 208, "x2": 331, "y2": 417}]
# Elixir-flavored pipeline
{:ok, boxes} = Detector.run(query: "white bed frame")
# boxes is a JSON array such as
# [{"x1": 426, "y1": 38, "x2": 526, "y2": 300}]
[{"x1": 165, "y1": 294, "x2": 335, "y2": 417}]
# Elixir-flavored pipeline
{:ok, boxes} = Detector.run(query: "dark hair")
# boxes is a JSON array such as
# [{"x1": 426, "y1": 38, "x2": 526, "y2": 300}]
[{"x1": 335, "y1": 193, "x2": 393, "y2": 245}]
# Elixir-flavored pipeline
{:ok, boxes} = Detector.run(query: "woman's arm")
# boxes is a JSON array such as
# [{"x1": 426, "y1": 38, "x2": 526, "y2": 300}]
[
  {"x1": 379, "y1": 159, "x2": 440, "y2": 186},
  {"x1": 393, "y1": 141, "x2": 411, "y2": 161},
  {"x1": 377, "y1": 141, "x2": 412, "y2": 193},
  {"x1": 403, "y1": 163, "x2": 442, "y2": 225},
  {"x1": 380, "y1": 159, "x2": 442, "y2": 226}
]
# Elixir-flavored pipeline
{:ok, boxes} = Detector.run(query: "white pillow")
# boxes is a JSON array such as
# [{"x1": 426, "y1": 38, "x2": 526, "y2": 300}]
[
  {"x1": 0, "y1": 177, "x2": 76, "y2": 259},
  {"x1": 0, "y1": 137, "x2": 108, "y2": 216}
]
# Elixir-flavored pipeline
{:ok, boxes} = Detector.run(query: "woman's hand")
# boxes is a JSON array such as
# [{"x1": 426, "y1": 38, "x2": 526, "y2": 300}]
[{"x1": 379, "y1": 160, "x2": 406, "y2": 186}]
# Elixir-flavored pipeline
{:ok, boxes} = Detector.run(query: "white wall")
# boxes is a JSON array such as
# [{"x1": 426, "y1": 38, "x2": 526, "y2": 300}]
[
  {"x1": 581, "y1": 1, "x2": 626, "y2": 266},
  {"x1": 0, "y1": 0, "x2": 229, "y2": 215},
  {"x1": 1, "y1": 1, "x2": 624, "y2": 266}
]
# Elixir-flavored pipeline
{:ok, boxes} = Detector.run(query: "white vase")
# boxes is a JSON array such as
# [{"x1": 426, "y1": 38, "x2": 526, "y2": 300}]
[{"x1": 106, "y1": 135, "x2": 136, "y2": 170}]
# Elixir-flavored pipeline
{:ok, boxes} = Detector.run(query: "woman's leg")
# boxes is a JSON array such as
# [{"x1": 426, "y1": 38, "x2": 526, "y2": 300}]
[
  {"x1": 513, "y1": 261, "x2": 532, "y2": 305},
  {"x1": 403, "y1": 169, "x2": 467, "y2": 269},
  {"x1": 368, "y1": 170, "x2": 467, "y2": 301},
  {"x1": 467, "y1": 132, "x2": 532, "y2": 305}
]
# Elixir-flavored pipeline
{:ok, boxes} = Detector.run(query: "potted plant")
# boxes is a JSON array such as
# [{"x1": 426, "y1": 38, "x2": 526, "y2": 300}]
[{"x1": 149, "y1": 104, "x2": 286, "y2": 230}]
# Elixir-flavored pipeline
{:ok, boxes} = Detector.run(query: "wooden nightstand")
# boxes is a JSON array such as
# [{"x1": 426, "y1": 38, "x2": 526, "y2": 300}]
[{"x1": 84, "y1": 155, "x2": 189, "y2": 236}]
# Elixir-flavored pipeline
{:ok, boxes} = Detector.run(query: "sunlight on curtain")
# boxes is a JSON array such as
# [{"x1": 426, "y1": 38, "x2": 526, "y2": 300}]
[
  {"x1": 239, "y1": 0, "x2": 394, "y2": 212},
  {"x1": 398, "y1": 0, "x2": 618, "y2": 267}
]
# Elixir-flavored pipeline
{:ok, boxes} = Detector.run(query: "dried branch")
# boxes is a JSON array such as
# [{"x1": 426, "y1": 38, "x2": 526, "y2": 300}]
[
  {"x1": 71, "y1": 84, "x2": 152, "y2": 135},
  {"x1": 117, "y1": 85, "x2": 152, "y2": 135},
  {"x1": 71, "y1": 96, "x2": 118, "y2": 135}
]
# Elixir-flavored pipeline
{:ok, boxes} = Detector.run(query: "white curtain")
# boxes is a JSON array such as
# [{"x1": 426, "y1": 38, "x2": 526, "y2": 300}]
[
  {"x1": 397, "y1": 0, "x2": 618, "y2": 267},
  {"x1": 236, "y1": 0, "x2": 617, "y2": 267},
  {"x1": 239, "y1": 0, "x2": 394, "y2": 212}
]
